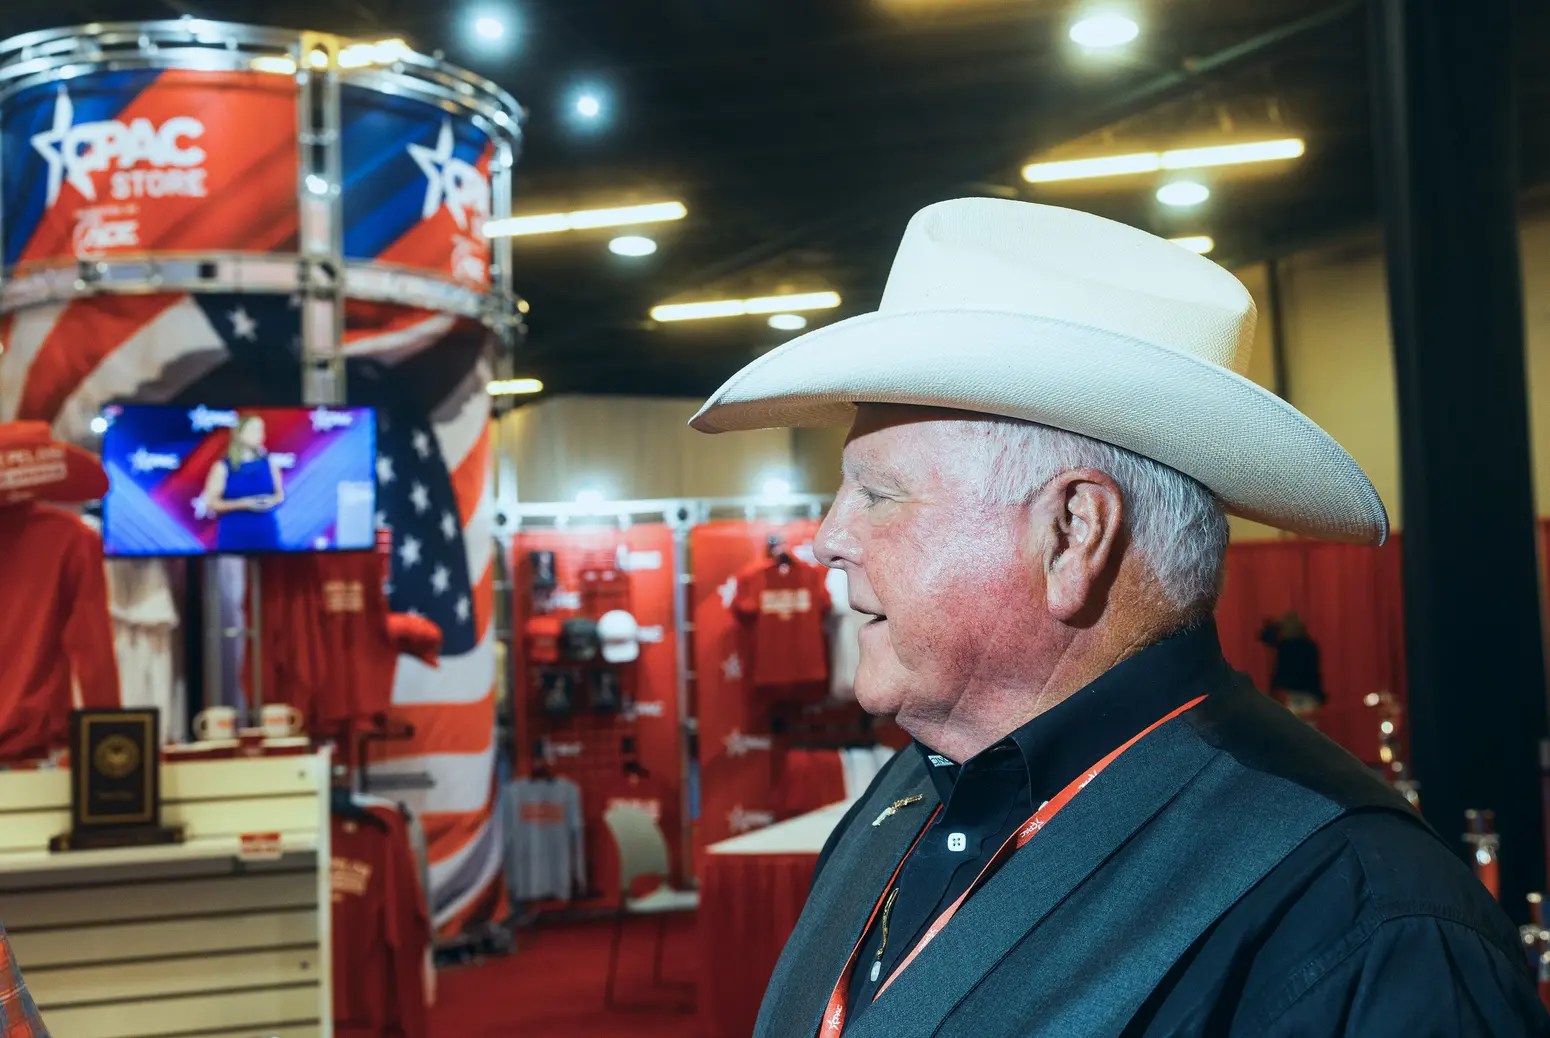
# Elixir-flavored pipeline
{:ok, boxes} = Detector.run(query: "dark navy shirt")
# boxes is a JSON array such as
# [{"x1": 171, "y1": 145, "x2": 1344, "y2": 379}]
[{"x1": 844, "y1": 623, "x2": 1225, "y2": 1021}]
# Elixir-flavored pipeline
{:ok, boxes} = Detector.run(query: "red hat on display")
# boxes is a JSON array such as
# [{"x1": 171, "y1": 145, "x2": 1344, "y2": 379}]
[
  {"x1": 526, "y1": 615, "x2": 563, "y2": 664},
  {"x1": 388, "y1": 612, "x2": 444, "y2": 667},
  {"x1": 0, "y1": 421, "x2": 109, "y2": 507}
]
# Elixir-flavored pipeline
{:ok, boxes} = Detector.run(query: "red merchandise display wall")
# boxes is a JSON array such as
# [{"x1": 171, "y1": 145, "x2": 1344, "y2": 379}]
[
  {"x1": 1215, "y1": 536, "x2": 1409, "y2": 765},
  {"x1": 509, "y1": 524, "x2": 685, "y2": 900},
  {"x1": 691, "y1": 519, "x2": 821, "y2": 862}
]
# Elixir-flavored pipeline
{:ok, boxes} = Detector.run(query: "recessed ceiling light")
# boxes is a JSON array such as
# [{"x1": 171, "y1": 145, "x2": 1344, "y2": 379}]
[
  {"x1": 1069, "y1": 12, "x2": 1140, "y2": 50},
  {"x1": 1156, "y1": 180, "x2": 1210, "y2": 207},
  {"x1": 609, "y1": 235, "x2": 657, "y2": 257},
  {"x1": 576, "y1": 94, "x2": 602, "y2": 119},
  {"x1": 474, "y1": 16, "x2": 505, "y2": 40},
  {"x1": 768, "y1": 313, "x2": 808, "y2": 331}
]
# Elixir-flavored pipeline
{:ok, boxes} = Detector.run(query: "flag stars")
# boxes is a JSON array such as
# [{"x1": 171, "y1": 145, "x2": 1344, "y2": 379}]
[
  {"x1": 441, "y1": 511, "x2": 458, "y2": 541},
  {"x1": 228, "y1": 306, "x2": 258, "y2": 341},
  {"x1": 412, "y1": 430, "x2": 432, "y2": 459},
  {"x1": 409, "y1": 481, "x2": 430, "y2": 514},
  {"x1": 377, "y1": 455, "x2": 395, "y2": 485},
  {"x1": 431, "y1": 564, "x2": 450, "y2": 595},
  {"x1": 398, "y1": 535, "x2": 422, "y2": 569},
  {"x1": 455, "y1": 595, "x2": 470, "y2": 623}
]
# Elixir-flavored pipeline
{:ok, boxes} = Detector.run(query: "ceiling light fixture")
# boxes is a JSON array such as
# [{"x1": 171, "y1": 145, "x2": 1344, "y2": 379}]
[
  {"x1": 651, "y1": 291, "x2": 842, "y2": 323},
  {"x1": 576, "y1": 94, "x2": 602, "y2": 119},
  {"x1": 1069, "y1": 12, "x2": 1140, "y2": 50},
  {"x1": 487, "y1": 377, "x2": 544, "y2": 396},
  {"x1": 485, "y1": 201, "x2": 688, "y2": 238},
  {"x1": 1168, "y1": 235, "x2": 1214, "y2": 255},
  {"x1": 474, "y1": 16, "x2": 505, "y2": 40},
  {"x1": 609, "y1": 235, "x2": 658, "y2": 257},
  {"x1": 1022, "y1": 137, "x2": 1305, "y2": 184},
  {"x1": 1156, "y1": 180, "x2": 1210, "y2": 207},
  {"x1": 767, "y1": 313, "x2": 808, "y2": 331}
]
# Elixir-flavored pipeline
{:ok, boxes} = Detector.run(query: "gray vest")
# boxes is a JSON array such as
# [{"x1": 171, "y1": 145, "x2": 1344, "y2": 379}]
[{"x1": 754, "y1": 674, "x2": 1419, "y2": 1038}]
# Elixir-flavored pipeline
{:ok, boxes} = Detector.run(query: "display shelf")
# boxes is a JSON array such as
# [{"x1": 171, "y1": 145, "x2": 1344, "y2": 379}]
[{"x1": 0, "y1": 752, "x2": 334, "y2": 1038}]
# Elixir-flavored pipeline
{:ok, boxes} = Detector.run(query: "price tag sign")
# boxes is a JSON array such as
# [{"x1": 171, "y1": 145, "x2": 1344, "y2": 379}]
[{"x1": 239, "y1": 831, "x2": 284, "y2": 861}]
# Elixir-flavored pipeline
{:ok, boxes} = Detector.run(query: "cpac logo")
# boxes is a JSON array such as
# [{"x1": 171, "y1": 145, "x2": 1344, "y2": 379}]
[
  {"x1": 309, "y1": 407, "x2": 354, "y2": 433},
  {"x1": 188, "y1": 405, "x2": 239, "y2": 432},
  {"x1": 130, "y1": 447, "x2": 181, "y2": 473},
  {"x1": 31, "y1": 86, "x2": 207, "y2": 206},
  {"x1": 723, "y1": 728, "x2": 773, "y2": 758},
  {"x1": 727, "y1": 806, "x2": 776, "y2": 835},
  {"x1": 72, "y1": 210, "x2": 140, "y2": 253},
  {"x1": 407, "y1": 118, "x2": 490, "y2": 232}
]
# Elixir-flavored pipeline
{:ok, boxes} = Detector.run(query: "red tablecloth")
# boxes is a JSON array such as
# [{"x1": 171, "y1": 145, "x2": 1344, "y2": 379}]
[{"x1": 699, "y1": 851, "x2": 817, "y2": 1038}]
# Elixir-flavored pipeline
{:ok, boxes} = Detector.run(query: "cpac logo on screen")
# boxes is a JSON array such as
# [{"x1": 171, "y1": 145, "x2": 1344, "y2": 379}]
[
  {"x1": 30, "y1": 86, "x2": 207, "y2": 206},
  {"x1": 407, "y1": 118, "x2": 490, "y2": 232},
  {"x1": 309, "y1": 407, "x2": 354, "y2": 433},
  {"x1": 130, "y1": 447, "x2": 181, "y2": 473},
  {"x1": 188, "y1": 405, "x2": 239, "y2": 432}
]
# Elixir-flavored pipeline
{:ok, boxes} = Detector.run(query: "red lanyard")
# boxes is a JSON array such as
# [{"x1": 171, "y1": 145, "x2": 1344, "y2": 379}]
[{"x1": 818, "y1": 694, "x2": 1207, "y2": 1036}]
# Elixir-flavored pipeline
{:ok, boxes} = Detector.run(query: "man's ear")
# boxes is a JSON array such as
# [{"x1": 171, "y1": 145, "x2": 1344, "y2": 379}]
[{"x1": 1036, "y1": 468, "x2": 1126, "y2": 624}]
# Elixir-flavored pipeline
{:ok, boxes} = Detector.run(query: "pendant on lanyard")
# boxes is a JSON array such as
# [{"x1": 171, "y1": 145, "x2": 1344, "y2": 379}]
[{"x1": 816, "y1": 693, "x2": 1207, "y2": 1037}]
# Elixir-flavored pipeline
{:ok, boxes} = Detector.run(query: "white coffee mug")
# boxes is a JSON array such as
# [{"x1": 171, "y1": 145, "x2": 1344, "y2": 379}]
[
  {"x1": 260, "y1": 703, "x2": 305, "y2": 738},
  {"x1": 193, "y1": 706, "x2": 238, "y2": 742}
]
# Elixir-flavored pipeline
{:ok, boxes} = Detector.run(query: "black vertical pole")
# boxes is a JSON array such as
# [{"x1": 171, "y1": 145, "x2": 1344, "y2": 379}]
[{"x1": 1371, "y1": 0, "x2": 1548, "y2": 915}]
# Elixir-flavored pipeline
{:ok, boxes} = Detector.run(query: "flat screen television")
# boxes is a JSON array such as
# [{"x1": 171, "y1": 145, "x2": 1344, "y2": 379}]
[{"x1": 101, "y1": 404, "x2": 377, "y2": 557}]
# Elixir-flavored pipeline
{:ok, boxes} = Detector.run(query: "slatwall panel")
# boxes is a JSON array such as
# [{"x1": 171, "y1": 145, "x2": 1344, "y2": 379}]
[{"x1": 0, "y1": 754, "x2": 332, "y2": 1037}]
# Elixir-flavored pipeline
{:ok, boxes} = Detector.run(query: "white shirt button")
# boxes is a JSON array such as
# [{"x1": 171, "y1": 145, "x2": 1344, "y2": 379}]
[{"x1": 947, "y1": 832, "x2": 967, "y2": 852}]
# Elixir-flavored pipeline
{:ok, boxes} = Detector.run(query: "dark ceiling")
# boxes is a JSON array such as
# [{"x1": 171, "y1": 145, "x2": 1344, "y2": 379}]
[{"x1": 3, "y1": 0, "x2": 1548, "y2": 401}]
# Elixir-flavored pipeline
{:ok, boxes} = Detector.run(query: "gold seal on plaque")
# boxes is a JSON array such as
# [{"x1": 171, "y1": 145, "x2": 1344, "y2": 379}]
[{"x1": 94, "y1": 734, "x2": 141, "y2": 779}]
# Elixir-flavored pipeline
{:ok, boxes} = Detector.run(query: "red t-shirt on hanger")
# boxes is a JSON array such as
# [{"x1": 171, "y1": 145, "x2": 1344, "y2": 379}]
[
  {"x1": 733, "y1": 556, "x2": 832, "y2": 689},
  {"x1": 0, "y1": 503, "x2": 120, "y2": 762}
]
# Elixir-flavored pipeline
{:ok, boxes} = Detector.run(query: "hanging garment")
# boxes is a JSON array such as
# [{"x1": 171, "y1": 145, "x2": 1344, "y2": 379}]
[
  {"x1": 501, "y1": 776, "x2": 586, "y2": 903},
  {"x1": 0, "y1": 504, "x2": 120, "y2": 762},
  {"x1": 732, "y1": 555, "x2": 831, "y2": 690},
  {"x1": 259, "y1": 552, "x2": 398, "y2": 731},
  {"x1": 331, "y1": 806, "x2": 430, "y2": 1038},
  {"x1": 106, "y1": 557, "x2": 184, "y2": 744}
]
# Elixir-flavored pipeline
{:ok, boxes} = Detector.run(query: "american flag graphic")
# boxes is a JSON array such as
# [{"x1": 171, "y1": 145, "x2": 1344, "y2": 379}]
[{"x1": 0, "y1": 290, "x2": 502, "y2": 934}]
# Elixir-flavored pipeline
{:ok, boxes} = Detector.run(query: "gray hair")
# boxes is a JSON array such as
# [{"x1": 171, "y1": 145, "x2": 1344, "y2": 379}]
[{"x1": 969, "y1": 419, "x2": 1228, "y2": 617}]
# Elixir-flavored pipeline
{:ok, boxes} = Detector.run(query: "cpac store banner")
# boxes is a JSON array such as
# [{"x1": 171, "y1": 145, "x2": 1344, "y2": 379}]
[
  {"x1": 340, "y1": 84, "x2": 494, "y2": 288},
  {"x1": 2, "y1": 69, "x2": 300, "y2": 268}
]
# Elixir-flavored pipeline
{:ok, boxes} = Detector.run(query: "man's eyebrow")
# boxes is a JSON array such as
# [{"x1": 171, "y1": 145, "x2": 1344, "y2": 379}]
[{"x1": 842, "y1": 455, "x2": 907, "y2": 487}]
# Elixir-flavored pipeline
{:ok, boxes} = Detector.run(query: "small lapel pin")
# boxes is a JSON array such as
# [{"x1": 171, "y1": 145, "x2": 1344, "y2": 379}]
[{"x1": 871, "y1": 793, "x2": 925, "y2": 827}]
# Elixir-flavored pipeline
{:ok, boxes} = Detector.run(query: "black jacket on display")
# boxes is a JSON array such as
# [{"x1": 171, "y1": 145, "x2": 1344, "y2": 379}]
[{"x1": 753, "y1": 635, "x2": 1549, "y2": 1037}]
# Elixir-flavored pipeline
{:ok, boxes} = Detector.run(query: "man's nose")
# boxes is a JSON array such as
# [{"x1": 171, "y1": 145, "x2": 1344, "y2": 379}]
[{"x1": 815, "y1": 498, "x2": 860, "y2": 570}]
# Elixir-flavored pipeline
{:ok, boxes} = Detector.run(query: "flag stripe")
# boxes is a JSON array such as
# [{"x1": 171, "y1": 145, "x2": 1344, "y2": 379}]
[{"x1": 17, "y1": 294, "x2": 181, "y2": 423}]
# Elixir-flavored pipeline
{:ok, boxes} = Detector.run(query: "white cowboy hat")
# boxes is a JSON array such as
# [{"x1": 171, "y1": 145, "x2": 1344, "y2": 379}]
[{"x1": 690, "y1": 198, "x2": 1387, "y2": 545}]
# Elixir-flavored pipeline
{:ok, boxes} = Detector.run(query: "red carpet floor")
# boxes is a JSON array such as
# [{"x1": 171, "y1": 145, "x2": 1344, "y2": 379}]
[{"x1": 431, "y1": 915, "x2": 707, "y2": 1038}]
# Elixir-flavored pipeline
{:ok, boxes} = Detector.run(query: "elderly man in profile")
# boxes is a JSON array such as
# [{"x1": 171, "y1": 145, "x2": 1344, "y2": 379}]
[{"x1": 691, "y1": 199, "x2": 1549, "y2": 1036}]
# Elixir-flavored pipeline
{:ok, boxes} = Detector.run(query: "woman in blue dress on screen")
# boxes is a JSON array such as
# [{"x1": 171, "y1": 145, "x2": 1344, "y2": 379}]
[{"x1": 202, "y1": 413, "x2": 285, "y2": 553}]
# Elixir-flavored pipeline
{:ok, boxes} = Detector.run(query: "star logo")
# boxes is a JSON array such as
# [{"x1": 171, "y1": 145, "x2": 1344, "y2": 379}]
[
  {"x1": 405, "y1": 117, "x2": 490, "y2": 232},
  {"x1": 718, "y1": 577, "x2": 738, "y2": 609}
]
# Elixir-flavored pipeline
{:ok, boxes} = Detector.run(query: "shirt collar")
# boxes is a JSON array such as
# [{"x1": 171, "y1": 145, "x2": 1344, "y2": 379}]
[{"x1": 915, "y1": 620, "x2": 1228, "y2": 805}]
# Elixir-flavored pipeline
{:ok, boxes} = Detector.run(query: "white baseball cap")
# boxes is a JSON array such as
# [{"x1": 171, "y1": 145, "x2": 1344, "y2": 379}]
[{"x1": 598, "y1": 609, "x2": 640, "y2": 663}]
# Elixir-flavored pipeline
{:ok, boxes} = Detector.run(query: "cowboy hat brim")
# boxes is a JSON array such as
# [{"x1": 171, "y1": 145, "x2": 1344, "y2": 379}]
[{"x1": 690, "y1": 307, "x2": 1388, "y2": 546}]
